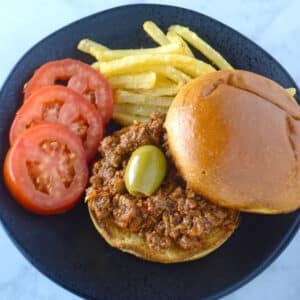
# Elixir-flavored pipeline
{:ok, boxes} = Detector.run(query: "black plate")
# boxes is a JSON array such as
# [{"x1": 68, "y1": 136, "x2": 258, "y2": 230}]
[{"x1": 0, "y1": 4, "x2": 299, "y2": 300}]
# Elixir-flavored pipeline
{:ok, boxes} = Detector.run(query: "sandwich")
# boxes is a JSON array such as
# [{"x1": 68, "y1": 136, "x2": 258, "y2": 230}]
[{"x1": 85, "y1": 70, "x2": 300, "y2": 263}]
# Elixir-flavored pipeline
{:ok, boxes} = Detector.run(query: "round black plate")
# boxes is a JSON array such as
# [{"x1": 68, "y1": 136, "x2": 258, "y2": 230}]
[{"x1": 0, "y1": 4, "x2": 299, "y2": 300}]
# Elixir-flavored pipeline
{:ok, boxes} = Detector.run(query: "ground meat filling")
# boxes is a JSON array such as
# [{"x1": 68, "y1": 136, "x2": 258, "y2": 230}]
[{"x1": 86, "y1": 113, "x2": 238, "y2": 251}]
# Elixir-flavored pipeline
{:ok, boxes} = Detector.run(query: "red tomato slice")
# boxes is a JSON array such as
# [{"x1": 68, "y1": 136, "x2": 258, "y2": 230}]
[
  {"x1": 10, "y1": 85, "x2": 103, "y2": 162},
  {"x1": 24, "y1": 59, "x2": 114, "y2": 125},
  {"x1": 4, "y1": 123, "x2": 88, "y2": 215}
]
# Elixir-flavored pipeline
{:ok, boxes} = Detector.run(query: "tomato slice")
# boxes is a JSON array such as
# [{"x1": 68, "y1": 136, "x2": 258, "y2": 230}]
[
  {"x1": 4, "y1": 123, "x2": 88, "y2": 215},
  {"x1": 24, "y1": 59, "x2": 114, "y2": 125},
  {"x1": 10, "y1": 85, "x2": 103, "y2": 162}
]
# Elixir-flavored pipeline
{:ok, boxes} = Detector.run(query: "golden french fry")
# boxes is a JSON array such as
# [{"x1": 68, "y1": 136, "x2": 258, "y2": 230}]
[
  {"x1": 95, "y1": 54, "x2": 215, "y2": 77},
  {"x1": 141, "y1": 84, "x2": 180, "y2": 96},
  {"x1": 143, "y1": 21, "x2": 193, "y2": 57},
  {"x1": 77, "y1": 39, "x2": 108, "y2": 54},
  {"x1": 167, "y1": 30, "x2": 194, "y2": 57},
  {"x1": 94, "y1": 62, "x2": 190, "y2": 83},
  {"x1": 115, "y1": 90, "x2": 173, "y2": 107},
  {"x1": 114, "y1": 103, "x2": 167, "y2": 117},
  {"x1": 286, "y1": 87, "x2": 296, "y2": 97},
  {"x1": 151, "y1": 65, "x2": 191, "y2": 83},
  {"x1": 143, "y1": 21, "x2": 169, "y2": 45},
  {"x1": 109, "y1": 72, "x2": 156, "y2": 89},
  {"x1": 91, "y1": 62, "x2": 100, "y2": 71},
  {"x1": 112, "y1": 112, "x2": 148, "y2": 126},
  {"x1": 89, "y1": 42, "x2": 185, "y2": 61},
  {"x1": 155, "y1": 74, "x2": 174, "y2": 86},
  {"x1": 169, "y1": 25, "x2": 233, "y2": 70}
]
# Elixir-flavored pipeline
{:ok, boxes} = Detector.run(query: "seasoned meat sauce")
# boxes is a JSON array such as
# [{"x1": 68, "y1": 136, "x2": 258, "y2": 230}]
[{"x1": 86, "y1": 113, "x2": 238, "y2": 251}]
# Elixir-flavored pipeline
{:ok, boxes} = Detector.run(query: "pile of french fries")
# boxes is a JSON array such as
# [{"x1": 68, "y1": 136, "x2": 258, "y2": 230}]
[{"x1": 78, "y1": 21, "x2": 296, "y2": 125}]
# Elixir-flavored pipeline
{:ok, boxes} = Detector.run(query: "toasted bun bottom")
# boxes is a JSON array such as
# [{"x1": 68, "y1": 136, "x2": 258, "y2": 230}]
[{"x1": 88, "y1": 201, "x2": 239, "y2": 263}]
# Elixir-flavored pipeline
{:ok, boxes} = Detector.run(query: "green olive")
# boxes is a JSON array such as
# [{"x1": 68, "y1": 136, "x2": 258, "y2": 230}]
[{"x1": 125, "y1": 145, "x2": 167, "y2": 196}]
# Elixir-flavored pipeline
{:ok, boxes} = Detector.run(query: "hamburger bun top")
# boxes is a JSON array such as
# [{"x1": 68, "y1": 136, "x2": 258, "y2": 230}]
[{"x1": 165, "y1": 70, "x2": 300, "y2": 214}]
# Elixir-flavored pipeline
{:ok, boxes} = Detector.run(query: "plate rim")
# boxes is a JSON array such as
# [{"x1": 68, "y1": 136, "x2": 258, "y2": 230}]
[{"x1": 0, "y1": 3, "x2": 299, "y2": 300}]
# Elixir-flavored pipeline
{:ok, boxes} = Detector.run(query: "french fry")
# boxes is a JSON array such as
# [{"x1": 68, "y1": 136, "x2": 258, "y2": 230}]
[
  {"x1": 151, "y1": 65, "x2": 191, "y2": 83},
  {"x1": 109, "y1": 72, "x2": 156, "y2": 89},
  {"x1": 143, "y1": 20, "x2": 194, "y2": 57},
  {"x1": 115, "y1": 90, "x2": 173, "y2": 107},
  {"x1": 91, "y1": 61, "x2": 100, "y2": 70},
  {"x1": 286, "y1": 87, "x2": 296, "y2": 97},
  {"x1": 143, "y1": 21, "x2": 169, "y2": 45},
  {"x1": 89, "y1": 42, "x2": 185, "y2": 61},
  {"x1": 112, "y1": 112, "x2": 148, "y2": 126},
  {"x1": 154, "y1": 74, "x2": 175, "y2": 86},
  {"x1": 169, "y1": 25, "x2": 233, "y2": 70},
  {"x1": 167, "y1": 30, "x2": 194, "y2": 57},
  {"x1": 141, "y1": 84, "x2": 180, "y2": 96},
  {"x1": 93, "y1": 62, "x2": 190, "y2": 83},
  {"x1": 77, "y1": 38, "x2": 108, "y2": 54},
  {"x1": 114, "y1": 103, "x2": 167, "y2": 117},
  {"x1": 95, "y1": 54, "x2": 215, "y2": 77}
]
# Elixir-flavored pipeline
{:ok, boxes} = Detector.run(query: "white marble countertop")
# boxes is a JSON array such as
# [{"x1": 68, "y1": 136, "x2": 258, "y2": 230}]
[{"x1": 0, "y1": 1, "x2": 299, "y2": 299}]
